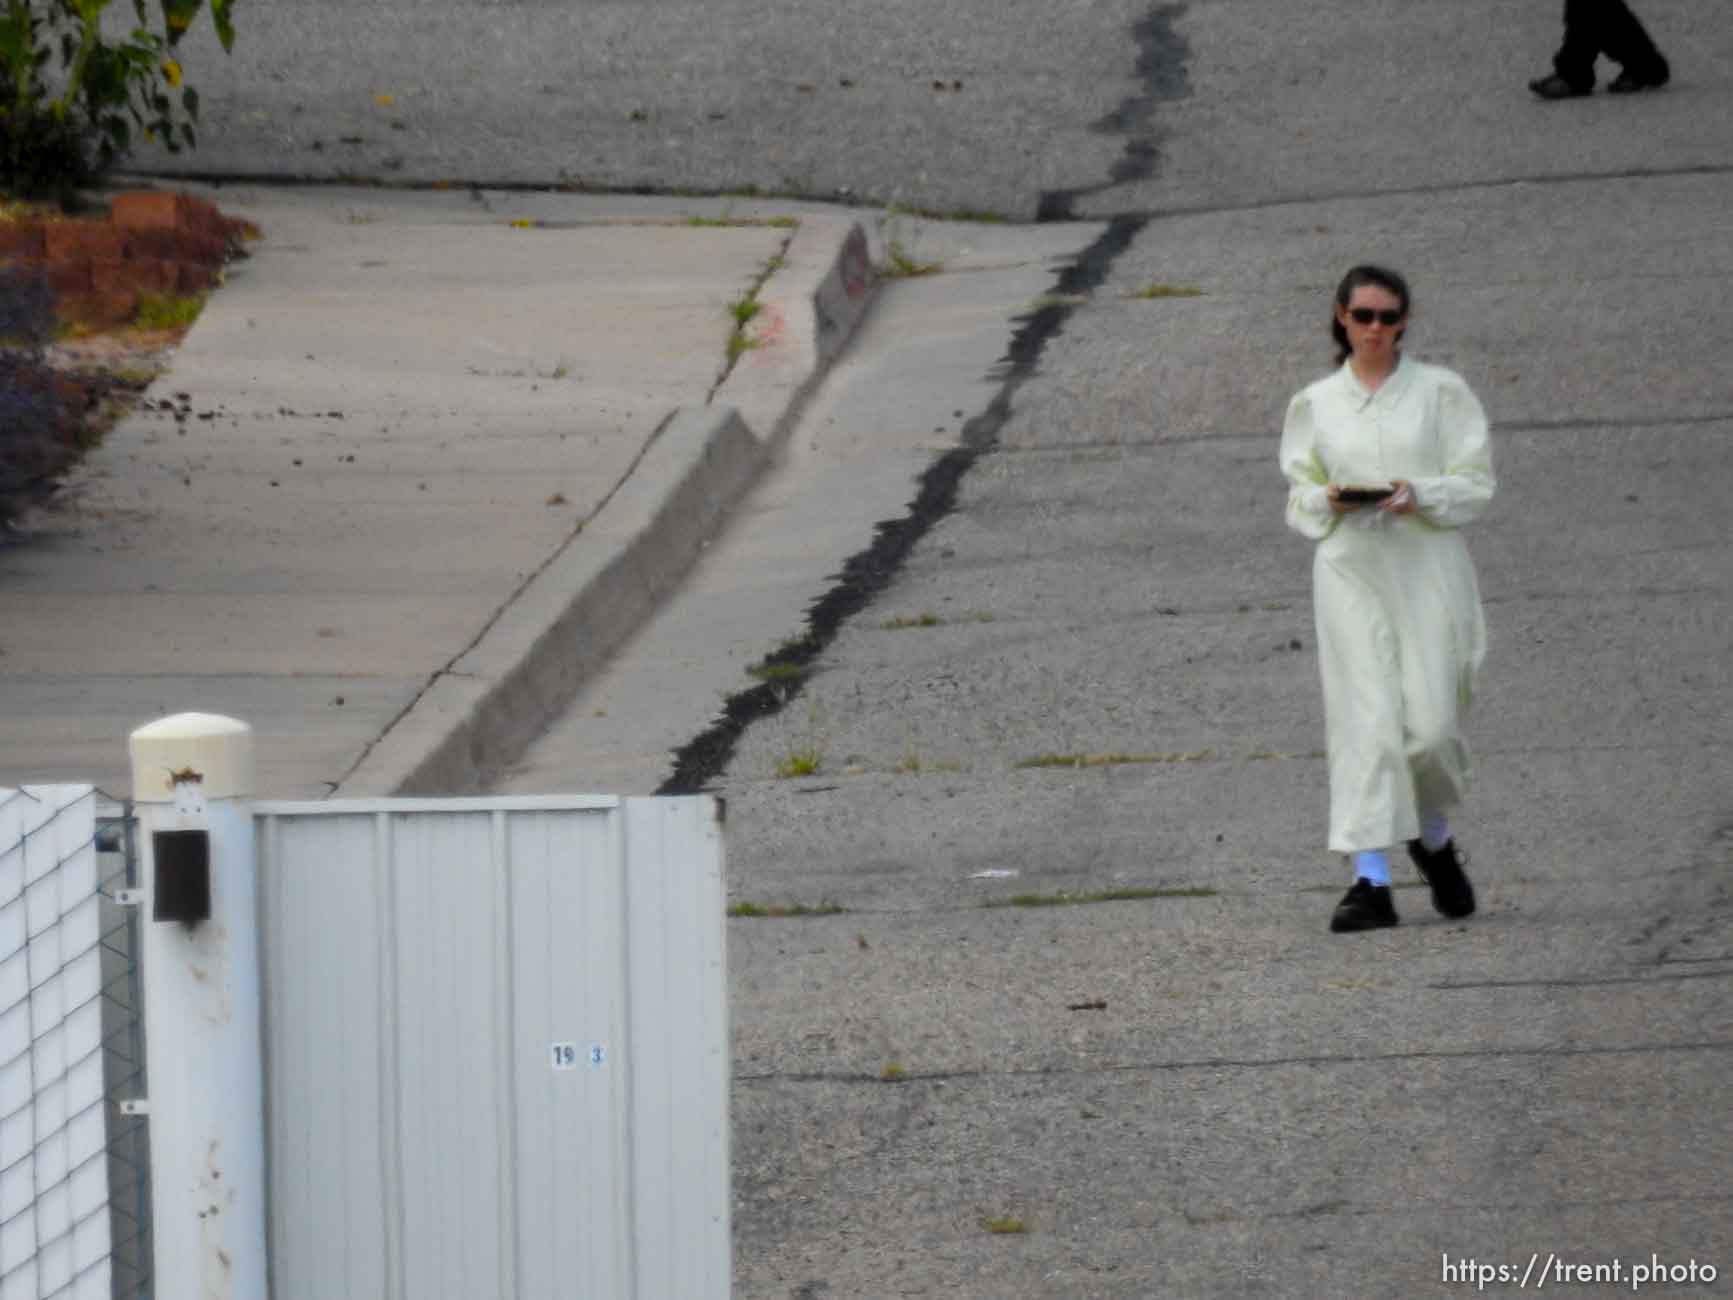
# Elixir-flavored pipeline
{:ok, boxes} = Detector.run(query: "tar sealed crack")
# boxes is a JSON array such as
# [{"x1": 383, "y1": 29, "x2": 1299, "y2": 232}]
[
  {"x1": 1037, "y1": 3, "x2": 1192, "y2": 222},
  {"x1": 657, "y1": 4, "x2": 1189, "y2": 796}
]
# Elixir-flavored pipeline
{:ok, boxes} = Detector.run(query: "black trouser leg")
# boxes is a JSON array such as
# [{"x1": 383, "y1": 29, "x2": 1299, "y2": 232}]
[{"x1": 1554, "y1": 0, "x2": 1670, "y2": 88}]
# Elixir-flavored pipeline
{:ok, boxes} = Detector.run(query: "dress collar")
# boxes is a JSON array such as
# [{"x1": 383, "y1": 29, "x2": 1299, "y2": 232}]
[{"x1": 1340, "y1": 355, "x2": 1409, "y2": 409}]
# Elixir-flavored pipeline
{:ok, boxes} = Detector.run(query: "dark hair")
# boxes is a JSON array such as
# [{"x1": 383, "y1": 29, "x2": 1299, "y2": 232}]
[{"x1": 1331, "y1": 264, "x2": 1411, "y2": 364}]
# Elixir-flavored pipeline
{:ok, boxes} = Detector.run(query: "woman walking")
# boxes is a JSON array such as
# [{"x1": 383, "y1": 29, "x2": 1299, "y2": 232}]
[{"x1": 1279, "y1": 266, "x2": 1496, "y2": 933}]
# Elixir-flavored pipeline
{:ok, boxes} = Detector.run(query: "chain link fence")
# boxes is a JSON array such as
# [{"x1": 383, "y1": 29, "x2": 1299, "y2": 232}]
[{"x1": 0, "y1": 787, "x2": 151, "y2": 1300}]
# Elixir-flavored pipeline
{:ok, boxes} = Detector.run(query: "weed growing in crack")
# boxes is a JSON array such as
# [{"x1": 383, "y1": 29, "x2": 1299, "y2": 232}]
[
  {"x1": 894, "y1": 751, "x2": 964, "y2": 775},
  {"x1": 883, "y1": 241, "x2": 943, "y2": 278},
  {"x1": 774, "y1": 747, "x2": 823, "y2": 779},
  {"x1": 727, "y1": 295, "x2": 761, "y2": 328},
  {"x1": 881, "y1": 612, "x2": 942, "y2": 630},
  {"x1": 1125, "y1": 282, "x2": 1205, "y2": 300},
  {"x1": 727, "y1": 900, "x2": 847, "y2": 918},
  {"x1": 772, "y1": 700, "x2": 830, "y2": 779},
  {"x1": 879, "y1": 206, "x2": 944, "y2": 279}
]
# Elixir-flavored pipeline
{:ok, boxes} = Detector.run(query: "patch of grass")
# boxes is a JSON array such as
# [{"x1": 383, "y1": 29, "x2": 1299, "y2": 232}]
[
  {"x1": 1125, "y1": 282, "x2": 1206, "y2": 300},
  {"x1": 746, "y1": 634, "x2": 819, "y2": 688},
  {"x1": 132, "y1": 293, "x2": 206, "y2": 332},
  {"x1": 1015, "y1": 750, "x2": 1215, "y2": 770},
  {"x1": 896, "y1": 205, "x2": 1009, "y2": 224},
  {"x1": 774, "y1": 745, "x2": 824, "y2": 779},
  {"x1": 727, "y1": 900, "x2": 847, "y2": 918},
  {"x1": 881, "y1": 611, "x2": 942, "y2": 630},
  {"x1": 746, "y1": 661, "x2": 807, "y2": 687},
  {"x1": 893, "y1": 752, "x2": 964, "y2": 775},
  {"x1": 981, "y1": 1217, "x2": 1029, "y2": 1234},
  {"x1": 717, "y1": 228, "x2": 795, "y2": 374},
  {"x1": 726, "y1": 331, "x2": 764, "y2": 362},
  {"x1": 984, "y1": 886, "x2": 1218, "y2": 909},
  {"x1": 684, "y1": 214, "x2": 801, "y2": 229},
  {"x1": 1029, "y1": 293, "x2": 1089, "y2": 311},
  {"x1": 880, "y1": 1062, "x2": 907, "y2": 1081},
  {"x1": 728, "y1": 295, "x2": 762, "y2": 328},
  {"x1": 883, "y1": 240, "x2": 943, "y2": 279}
]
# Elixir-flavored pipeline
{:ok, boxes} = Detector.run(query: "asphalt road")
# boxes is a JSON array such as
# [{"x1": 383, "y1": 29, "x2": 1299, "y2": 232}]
[
  {"x1": 136, "y1": 1, "x2": 1730, "y2": 220},
  {"x1": 141, "y1": 0, "x2": 1733, "y2": 1294}
]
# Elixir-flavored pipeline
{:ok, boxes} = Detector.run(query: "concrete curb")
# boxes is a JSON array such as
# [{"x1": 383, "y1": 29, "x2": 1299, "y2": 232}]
[
  {"x1": 337, "y1": 218, "x2": 876, "y2": 796},
  {"x1": 714, "y1": 216, "x2": 877, "y2": 452}
]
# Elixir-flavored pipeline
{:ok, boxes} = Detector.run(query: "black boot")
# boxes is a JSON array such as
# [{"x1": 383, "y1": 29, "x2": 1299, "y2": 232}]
[
  {"x1": 1407, "y1": 839, "x2": 1476, "y2": 918},
  {"x1": 1330, "y1": 879, "x2": 1399, "y2": 933},
  {"x1": 1529, "y1": 73, "x2": 1593, "y2": 99}
]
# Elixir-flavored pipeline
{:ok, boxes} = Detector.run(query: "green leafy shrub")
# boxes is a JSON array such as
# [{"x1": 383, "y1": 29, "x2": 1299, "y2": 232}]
[{"x1": 0, "y1": 0, "x2": 237, "y2": 200}]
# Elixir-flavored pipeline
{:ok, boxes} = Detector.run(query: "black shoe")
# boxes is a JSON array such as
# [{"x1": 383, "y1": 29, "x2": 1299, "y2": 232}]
[
  {"x1": 1407, "y1": 839, "x2": 1476, "y2": 918},
  {"x1": 1529, "y1": 73, "x2": 1592, "y2": 100},
  {"x1": 1608, "y1": 68, "x2": 1668, "y2": 93},
  {"x1": 1330, "y1": 879, "x2": 1399, "y2": 933}
]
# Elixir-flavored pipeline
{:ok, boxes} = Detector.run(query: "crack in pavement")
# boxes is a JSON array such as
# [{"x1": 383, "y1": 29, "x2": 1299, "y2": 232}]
[
  {"x1": 1083, "y1": 159, "x2": 1733, "y2": 227},
  {"x1": 978, "y1": 411, "x2": 1733, "y2": 453},
  {"x1": 1432, "y1": 969, "x2": 1733, "y2": 990},
  {"x1": 734, "y1": 1037, "x2": 1733, "y2": 1088}
]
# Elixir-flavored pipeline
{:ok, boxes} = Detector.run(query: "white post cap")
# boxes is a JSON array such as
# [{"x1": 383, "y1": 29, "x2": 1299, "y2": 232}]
[{"x1": 130, "y1": 712, "x2": 255, "y2": 801}]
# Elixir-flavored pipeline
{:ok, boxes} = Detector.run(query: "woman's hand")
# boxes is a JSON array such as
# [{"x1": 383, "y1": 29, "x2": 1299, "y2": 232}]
[
  {"x1": 1326, "y1": 484, "x2": 1354, "y2": 515},
  {"x1": 1380, "y1": 479, "x2": 1419, "y2": 515}
]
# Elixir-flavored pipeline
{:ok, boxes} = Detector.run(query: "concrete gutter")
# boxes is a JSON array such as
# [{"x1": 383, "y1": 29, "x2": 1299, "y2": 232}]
[{"x1": 337, "y1": 217, "x2": 877, "y2": 796}]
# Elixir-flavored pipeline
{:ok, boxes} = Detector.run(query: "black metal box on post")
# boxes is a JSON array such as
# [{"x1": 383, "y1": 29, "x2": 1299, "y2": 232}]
[{"x1": 152, "y1": 828, "x2": 211, "y2": 924}]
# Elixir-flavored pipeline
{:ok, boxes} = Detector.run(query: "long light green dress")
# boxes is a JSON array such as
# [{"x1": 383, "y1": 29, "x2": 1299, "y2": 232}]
[{"x1": 1280, "y1": 357, "x2": 1496, "y2": 853}]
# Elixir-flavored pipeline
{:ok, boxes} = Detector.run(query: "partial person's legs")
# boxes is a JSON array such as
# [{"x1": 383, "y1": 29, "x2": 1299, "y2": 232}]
[
  {"x1": 1332, "y1": 846, "x2": 1400, "y2": 933},
  {"x1": 1593, "y1": 0, "x2": 1670, "y2": 89},
  {"x1": 1396, "y1": 585, "x2": 1479, "y2": 919},
  {"x1": 1407, "y1": 833, "x2": 1476, "y2": 918},
  {"x1": 1548, "y1": 0, "x2": 1669, "y2": 90},
  {"x1": 1313, "y1": 552, "x2": 1409, "y2": 933},
  {"x1": 1550, "y1": 0, "x2": 1603, "y2": 90},
  {"x1": 1314, "y1": 554, "x2": 1420, "y2": 857}
]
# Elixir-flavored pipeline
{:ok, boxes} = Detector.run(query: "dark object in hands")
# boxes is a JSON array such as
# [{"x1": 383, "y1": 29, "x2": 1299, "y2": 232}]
[{"x1": 1336, "y1": 484, "x2": 1394, "y2": 505}]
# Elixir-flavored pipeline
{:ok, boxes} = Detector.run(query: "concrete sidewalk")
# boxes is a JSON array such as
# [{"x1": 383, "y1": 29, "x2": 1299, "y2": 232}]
[{"x1": 0, "y1": 185, "x2": 875, "y2": 798}]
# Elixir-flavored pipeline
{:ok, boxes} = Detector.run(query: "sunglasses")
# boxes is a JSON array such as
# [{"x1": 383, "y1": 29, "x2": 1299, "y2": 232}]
[{"x1": 1347, "y1": 307, "x2": 1405, "y2": 326}]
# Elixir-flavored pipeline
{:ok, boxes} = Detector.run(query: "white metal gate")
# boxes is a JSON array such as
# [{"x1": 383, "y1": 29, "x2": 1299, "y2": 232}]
[
  {"x1": 253, "y1": 795, "x2": 731, "y2": 1300},
  {"x1": 0, "y1": 787, "x2": 110, "y2": 1300}
]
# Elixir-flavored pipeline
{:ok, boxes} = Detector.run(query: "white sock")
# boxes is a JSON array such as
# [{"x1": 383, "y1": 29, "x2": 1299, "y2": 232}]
[
  {"x1": 1419, "y1": 809, "x2": 1451, "y2": 852},
  {"x1": 1352, "y1": 850, "x2": 1391, "y2": 886}
]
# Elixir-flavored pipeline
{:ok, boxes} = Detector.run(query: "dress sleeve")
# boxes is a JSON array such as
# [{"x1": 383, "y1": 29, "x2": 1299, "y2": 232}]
[
  {"x1": 1279, "y1": 390, "x2": 1336, "y2": 540},
  {"x1": 1411, "y1": 373, "x2": 1495, "y2": 528}
]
